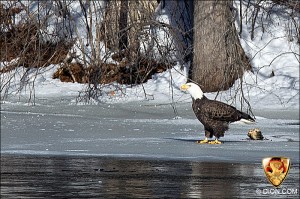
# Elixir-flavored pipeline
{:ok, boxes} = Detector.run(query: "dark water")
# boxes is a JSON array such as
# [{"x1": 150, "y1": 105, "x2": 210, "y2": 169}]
[{"x1": 1, "y1": 155, "x2": 299, "y2": 198}]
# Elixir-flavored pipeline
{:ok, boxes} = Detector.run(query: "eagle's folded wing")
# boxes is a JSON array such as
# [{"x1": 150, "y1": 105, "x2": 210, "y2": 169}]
[{"x1": 201, "y1": 100, "x2": 238, "y2": 121}]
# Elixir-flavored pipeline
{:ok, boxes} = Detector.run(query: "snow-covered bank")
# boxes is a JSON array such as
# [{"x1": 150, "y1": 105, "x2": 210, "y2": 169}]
[{"x1": 0, "y1": 1, "x2": 299, "y2": 110}]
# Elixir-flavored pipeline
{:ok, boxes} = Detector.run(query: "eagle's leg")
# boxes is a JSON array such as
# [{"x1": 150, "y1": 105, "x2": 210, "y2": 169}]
[
  {"x1": 208, "y1": 138, "x2": 222, "y2": 144},
  {"x1": 196, "y1": 137, "x2": 209, "y2": 144}
]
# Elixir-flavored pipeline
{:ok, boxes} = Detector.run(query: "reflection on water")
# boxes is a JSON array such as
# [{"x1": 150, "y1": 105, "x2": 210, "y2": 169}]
[{"x1": 1, "y1": 155, "x2": 299, "y2": 198}]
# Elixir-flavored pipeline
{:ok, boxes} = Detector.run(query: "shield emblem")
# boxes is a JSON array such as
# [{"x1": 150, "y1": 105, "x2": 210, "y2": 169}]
[{"x1": 262, "y1": 157, "x2": 291, "y2": 187}]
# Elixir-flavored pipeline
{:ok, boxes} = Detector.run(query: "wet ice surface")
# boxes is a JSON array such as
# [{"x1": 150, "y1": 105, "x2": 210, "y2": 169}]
[
  {"x1": 1, "y1": 155, "x2": 299, "y2": 198},
  {"x1": 1, "y1": 100, "x2": 299, "y2": 198},
  {"x1": 1, "y1": 100, "x2": 299, "y2": 163}
]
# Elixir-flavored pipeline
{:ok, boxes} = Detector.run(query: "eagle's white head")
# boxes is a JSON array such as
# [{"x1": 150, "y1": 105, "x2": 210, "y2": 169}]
[{"x1": 181, "y1": 82, "x2": 204, "y2": 99}]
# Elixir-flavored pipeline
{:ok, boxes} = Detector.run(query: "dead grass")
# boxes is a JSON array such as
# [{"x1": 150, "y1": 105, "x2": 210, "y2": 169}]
[
  {"x1": 52, "y1": 56, "x2": 173, "y2": 85},
  {"x1": 0, "y1": 2, "x2": 173, "y2": 86},
  {"x1": 0, "y1": 23, "x2": 73, "y2": 73}
]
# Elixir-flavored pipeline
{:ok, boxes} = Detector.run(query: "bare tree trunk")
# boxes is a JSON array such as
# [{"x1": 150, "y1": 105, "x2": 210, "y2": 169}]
[
  {"x1": 118, "y1": 0, "x2": 128, "y2": 51},
  {"x1": 99, "y1": 1, "x2": 118, "y2": 51},
  {"x1": 192, "y1": 0, "x2": 252, "y2": 92}
]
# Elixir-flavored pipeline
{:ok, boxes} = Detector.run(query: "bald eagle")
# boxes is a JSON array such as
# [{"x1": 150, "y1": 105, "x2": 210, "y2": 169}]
[{"x1": 181, "y1": 83, "x2": 255, "y2": 144}]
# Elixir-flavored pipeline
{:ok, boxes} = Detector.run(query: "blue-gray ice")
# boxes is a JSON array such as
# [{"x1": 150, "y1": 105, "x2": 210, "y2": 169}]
[{"x1": 1, "y1": 98, "x2": 299, "y2": 163}]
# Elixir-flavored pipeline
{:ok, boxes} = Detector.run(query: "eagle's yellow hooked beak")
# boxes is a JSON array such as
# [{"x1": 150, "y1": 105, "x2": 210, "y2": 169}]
[{"x1": 181, "y1": 84, "x2": 190, "y2": 91}]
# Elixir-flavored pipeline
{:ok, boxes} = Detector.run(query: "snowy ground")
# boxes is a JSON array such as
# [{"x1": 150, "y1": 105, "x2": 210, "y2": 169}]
[
  {"x1": 1, "y1": 1, "x2": 299, "y2": 110},
  {"x1": 1, "y1": 99, "x2": 299, "y2": 164}
]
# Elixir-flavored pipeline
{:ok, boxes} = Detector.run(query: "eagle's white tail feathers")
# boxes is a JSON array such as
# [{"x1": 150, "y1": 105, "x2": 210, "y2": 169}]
[{"x1": 240, "y1": 118, "x2": 256, "y2": 124}]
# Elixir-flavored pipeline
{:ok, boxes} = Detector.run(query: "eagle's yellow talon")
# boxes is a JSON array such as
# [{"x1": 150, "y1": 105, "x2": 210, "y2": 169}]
[
  {"x1": 208, "y1": 139, "x2": 222, "y2": 144},
  {"x1": 197, "y1": 139, "x2": 209, "y2": 144}
]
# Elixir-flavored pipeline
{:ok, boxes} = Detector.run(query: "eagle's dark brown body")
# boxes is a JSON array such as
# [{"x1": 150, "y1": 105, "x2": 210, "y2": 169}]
[{"x1": 192, "y1": 96, "x2": 255, "y2": 139}]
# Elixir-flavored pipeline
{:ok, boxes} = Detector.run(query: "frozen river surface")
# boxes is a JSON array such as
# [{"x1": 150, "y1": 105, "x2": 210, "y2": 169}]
[
  {"x1": 1, "y1": 100, "x2": 299, "y2": 198},
  {"x1": 1, "y1": 100, "x2": 299, "y2": 162}
]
